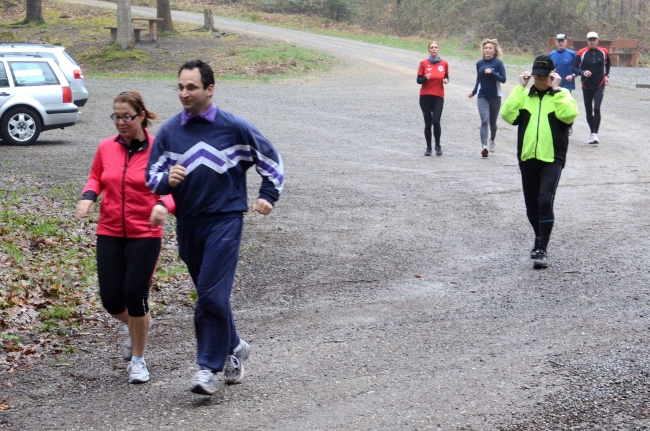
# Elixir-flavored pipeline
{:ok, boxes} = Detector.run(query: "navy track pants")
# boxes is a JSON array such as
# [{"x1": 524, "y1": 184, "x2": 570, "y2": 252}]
[{"x1": 177, "y1": 216, "x2": 242, "y2": 372}]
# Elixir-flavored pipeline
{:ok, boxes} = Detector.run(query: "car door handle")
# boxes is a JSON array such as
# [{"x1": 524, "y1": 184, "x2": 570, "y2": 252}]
[{"x1": 0, "y1": 92, "x2": 9, "y2": 96}]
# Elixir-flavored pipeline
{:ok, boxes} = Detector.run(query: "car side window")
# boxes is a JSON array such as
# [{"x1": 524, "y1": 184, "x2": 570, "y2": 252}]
[
  {"x1": 0, "y1": 62, "x2": 8, "y2": 87},
  {"x1": 9, "y1": 61, "x2": 59, "y2": 86}
]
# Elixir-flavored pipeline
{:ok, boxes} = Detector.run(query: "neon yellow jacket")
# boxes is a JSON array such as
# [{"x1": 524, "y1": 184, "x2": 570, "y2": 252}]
[{"x1": 501, "y1": 85, "x2": 578, "y2": 166}]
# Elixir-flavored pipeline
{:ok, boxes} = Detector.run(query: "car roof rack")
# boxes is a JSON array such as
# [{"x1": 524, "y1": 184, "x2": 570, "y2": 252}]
[{"x1": 0, "y1": 42, "x2": 58, "y2": 48}]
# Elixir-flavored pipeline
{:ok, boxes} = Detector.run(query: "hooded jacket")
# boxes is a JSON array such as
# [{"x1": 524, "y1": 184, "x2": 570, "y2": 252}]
[{"x1": 501, "y1": 85, "x2": 578, "y2": 166}]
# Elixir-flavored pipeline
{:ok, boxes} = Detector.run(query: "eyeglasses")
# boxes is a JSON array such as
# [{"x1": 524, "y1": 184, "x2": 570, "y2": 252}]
[
  {"x1": 176, "y1": 85, "x2": 203, "y2": 93},
  {"x1": 110, "y1": 113, "x2": 139, "y2": 122}
]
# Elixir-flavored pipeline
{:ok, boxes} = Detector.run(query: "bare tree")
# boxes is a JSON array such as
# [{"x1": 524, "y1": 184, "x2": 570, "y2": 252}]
[
  {"x1": 157, "y1": 0, "x2": 176, "y2": 34},
  {"x1": 116, "y1": 0, "x2": 134, "y2": 50},
  {"x1": 203, "y1": 9, "x2": 217, "y2": 32},
  {"x1": 22, "y1": 0, "x2": 45, "y2": 24}
]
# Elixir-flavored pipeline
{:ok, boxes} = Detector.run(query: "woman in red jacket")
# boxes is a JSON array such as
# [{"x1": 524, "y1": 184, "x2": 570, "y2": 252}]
[
  {"x1": 76, "y1": 91, "x2": 160, "y2": 384},
  {"x1": 417, "y1": 40, "x2": 449, "y2": 156}
]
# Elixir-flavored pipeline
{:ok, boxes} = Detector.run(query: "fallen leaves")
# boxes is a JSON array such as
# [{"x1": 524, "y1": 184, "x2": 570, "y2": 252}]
[{"x1": 0, "y1": 180, "x2": 191, "y2": 371}]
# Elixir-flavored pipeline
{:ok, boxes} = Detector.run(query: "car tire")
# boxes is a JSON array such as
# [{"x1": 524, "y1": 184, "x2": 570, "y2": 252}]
[{"x1": 1, "y1": 107, "x2": 42, "y2": 146}]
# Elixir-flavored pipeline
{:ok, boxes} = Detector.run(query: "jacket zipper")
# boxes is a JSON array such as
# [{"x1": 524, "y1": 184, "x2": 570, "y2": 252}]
[
  {"x1": 535, "y1": 95, "x2": 542, "y2": 159},
  {"x1": 122, "y1": 150, "x2": 128, "y2": 238}
]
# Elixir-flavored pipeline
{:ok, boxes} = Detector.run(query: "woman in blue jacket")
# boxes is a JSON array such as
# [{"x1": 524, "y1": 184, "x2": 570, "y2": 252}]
[{"x1": 468, "y1": 38, "x2": 506, "y2": 157}]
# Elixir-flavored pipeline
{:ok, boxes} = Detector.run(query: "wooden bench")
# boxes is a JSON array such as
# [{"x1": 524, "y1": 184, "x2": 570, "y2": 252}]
[
  {"x1": 132, "y1": 18, "x2": 164, "y2": 42},
  {"x1": 548, "y1": 37, "x2": 639, "y2": 67},
  {"x1": 105, "y1": 27, "x2": 144, "y2": 44}
]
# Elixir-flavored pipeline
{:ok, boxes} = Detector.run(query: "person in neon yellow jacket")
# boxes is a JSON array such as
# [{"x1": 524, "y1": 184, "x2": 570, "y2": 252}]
[{"x1": 501, "y1": 55, "x2": 578, "y2": 270}]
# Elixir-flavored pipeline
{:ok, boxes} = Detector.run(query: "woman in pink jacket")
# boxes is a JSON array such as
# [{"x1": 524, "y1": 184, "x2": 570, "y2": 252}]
[{"x1": 76, "y1": 91, "x2": 160, "y2": 384}]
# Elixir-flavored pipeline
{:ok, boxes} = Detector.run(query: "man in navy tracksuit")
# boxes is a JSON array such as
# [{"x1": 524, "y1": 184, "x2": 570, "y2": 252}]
[{"x1": 147, "y1": 59, "x2": 284, "y2": 395}]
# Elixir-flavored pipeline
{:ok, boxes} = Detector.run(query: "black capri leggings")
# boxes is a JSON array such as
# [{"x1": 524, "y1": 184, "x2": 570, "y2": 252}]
[
  {"x1": 419, "y1": 95, "x2": 444, "y2": 146},
  {"x1": 96, "y1": 235, "x2": 161, "y2": 317}
]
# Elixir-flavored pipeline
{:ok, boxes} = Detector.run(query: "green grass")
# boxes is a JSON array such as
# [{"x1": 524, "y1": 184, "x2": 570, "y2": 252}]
[{"x1": 40, "y1": 305, "x2": 78, "y2": 320}]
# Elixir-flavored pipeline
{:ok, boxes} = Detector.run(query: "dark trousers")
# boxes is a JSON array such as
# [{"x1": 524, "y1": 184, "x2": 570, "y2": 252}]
[
  {"x1": 520, "y1": 160, "x2": 563, "y2": 249},
  {"x1": 177, "y1": 216, "x2": 242, "y2": 372},
  {"x1": 582, "y1": 86, "x2": 605, "y2": 133},
  {"x1": 96, "y1": 236, "x2": 161, "y2": 317},
  {"x1": 419, "y1": 95, "x2": 444, "y2": 147}
]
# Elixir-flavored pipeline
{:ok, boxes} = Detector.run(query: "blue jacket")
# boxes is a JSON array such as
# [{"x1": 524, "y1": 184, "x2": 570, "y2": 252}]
[
  {"x1": 471, "y1": 58, "x2": 506, "y2": 99},
  {"x1": 549, "y1": 48, "x2": 577, "y2": 91},
  {"x1": 146, "y1": 106, "x2": 284, "y2": 225}
]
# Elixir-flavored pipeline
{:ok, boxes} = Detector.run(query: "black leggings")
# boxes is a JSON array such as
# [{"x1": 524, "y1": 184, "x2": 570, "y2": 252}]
[
  {"x1": 419, "y1": 95, "x2": 444, "y2": 147},
  {"x1": 520, "y1": 160, "x2": 563, "y2": 249},
  {"x1": 582, "y1": 86, "x2": 605, "y2": 133},
  {"x1": 96, "y1": 235, "x2": 161, "y2": 317}
]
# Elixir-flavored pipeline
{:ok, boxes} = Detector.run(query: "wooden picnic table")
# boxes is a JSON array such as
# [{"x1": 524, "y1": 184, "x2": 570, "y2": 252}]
[
  {"x1": 132, "y1": 17, "x2": 164, "y2": 42},
  {"x1": 105, "y1": 26, "x2": 144, "y2": 44}
]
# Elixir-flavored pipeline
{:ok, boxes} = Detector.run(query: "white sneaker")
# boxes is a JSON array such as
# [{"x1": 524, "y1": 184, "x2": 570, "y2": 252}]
[
  {"x1": 592, "y1": 133, "x2": 599, "y2": 144},
  {"x1": 127, "y1": 359, "x2": 150, "y2": 384},
  {"x1": 191, "y1": 369, "x2": 218, "y2": 395},
  {"x1": 489, "y1": 140, "x2": 496, "y2": 153},
  {"x1": 588, "y1": 133, "x2": 597, "y2": 144},
  {"x1": 224, "y1": 340, "x2": 251, "y2": 384}
]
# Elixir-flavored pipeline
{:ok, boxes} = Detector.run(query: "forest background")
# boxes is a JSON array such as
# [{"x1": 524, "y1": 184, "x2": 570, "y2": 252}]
[{"x1": 163, "y1": 0, "x2": 650, "y2": 55}]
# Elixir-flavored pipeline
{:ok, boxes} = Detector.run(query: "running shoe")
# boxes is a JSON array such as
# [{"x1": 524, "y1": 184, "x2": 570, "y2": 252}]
[
  {"x1": 592, "y1": 133, "x2": 599, "y2": 144},
  {"x1": 424, "y1": 147, "x2": 432, "y2": 156},
  {"x1": 489, "y1": 140, "x2": 496, "y2": 153},
  {"x1": 122, "y1": 335, "x2": 132, "y2": 361},
  {"x1": 530, "y1": 238, "x2": 540, "y2": 259},
  {"x1": 191, "y1": 369, "x2": 218, "y2": 395},
  {"x1": 588, "y1": 133, "x2": 598, "y2": 144},
  {"x1": 481, "y1": 146, "x2": 489, "y2": 158},
  {"x1": 533, "y1": 249, "x2": 548, "y2": 269},
  {"x1": 435, "y1": 145, "x2": 442, "y2": 156},
  {"x1": 224, "y1": 340, "x2": 251, "y2": 385},
  {"x1": 127, "y1": 359, "x2": 150, "y2": 384}
]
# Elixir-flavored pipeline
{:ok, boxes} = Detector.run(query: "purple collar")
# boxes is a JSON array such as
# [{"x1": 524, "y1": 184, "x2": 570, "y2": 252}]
[{"x1": 181, "y1": 103, "x2": 217, "y2": 126}]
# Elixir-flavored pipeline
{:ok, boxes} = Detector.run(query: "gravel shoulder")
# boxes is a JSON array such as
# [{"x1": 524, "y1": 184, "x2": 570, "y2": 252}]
[{"x1": 2, "y1": 3, "x2": 650, "y2": 430}]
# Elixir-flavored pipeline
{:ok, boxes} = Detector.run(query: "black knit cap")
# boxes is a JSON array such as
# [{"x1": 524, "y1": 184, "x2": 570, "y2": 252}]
[{"x1": 531, "y1": 55, "x2": 555, "y2": 77}]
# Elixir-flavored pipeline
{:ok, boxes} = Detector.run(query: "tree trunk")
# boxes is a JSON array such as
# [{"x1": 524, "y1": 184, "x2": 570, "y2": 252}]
[
  {"x1": 157, "y1": 0, "x2": 176, "y2": 34},
  {"x1": 203, "y1": 9, "x2": 216, "y2": 31},
  {"x1": 117, "y1": 0, "x2": 134, "y2": 50},
  {"x1": 24, "y1": 0, "x2": 45, "y2": 24}
]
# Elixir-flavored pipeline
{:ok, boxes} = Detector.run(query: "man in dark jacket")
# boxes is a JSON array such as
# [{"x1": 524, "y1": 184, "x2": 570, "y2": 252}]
[{"x1": 501, "y1": 55, "x2": 578, "y2": 269}]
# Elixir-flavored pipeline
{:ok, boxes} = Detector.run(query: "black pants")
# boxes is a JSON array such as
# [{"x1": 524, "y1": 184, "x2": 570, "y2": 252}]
[
  {"x1": 96, "y1": 235, "x2": 161, "y2": 317},
  {"x1": 520, "y1": 160, "x2": 563, "y2": 250},
  {"x1": 582, "y1": 86, "x2": 605, "y2": 133},
  {"x1": 419, "y1": 95, "x2": 444, "y2": 147}
]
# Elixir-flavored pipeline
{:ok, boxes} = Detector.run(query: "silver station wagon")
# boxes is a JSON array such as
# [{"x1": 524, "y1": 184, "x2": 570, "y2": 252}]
[
  {"x1": 0, "y1": 43, "x2": 89, "y2": 107},
  {"x1": 0, "y1": 57, "x2": 79, "y2": 145}
]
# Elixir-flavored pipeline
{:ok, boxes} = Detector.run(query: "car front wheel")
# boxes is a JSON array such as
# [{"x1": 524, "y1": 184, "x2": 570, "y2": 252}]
[{"x1": 1, "y1": 107, "x2": 42, "y2": 145}]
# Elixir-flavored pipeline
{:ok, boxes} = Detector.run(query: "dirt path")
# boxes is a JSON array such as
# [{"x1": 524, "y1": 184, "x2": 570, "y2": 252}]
[{"x1": 2, "y1": 3, "x2": 650, "y2": 430}]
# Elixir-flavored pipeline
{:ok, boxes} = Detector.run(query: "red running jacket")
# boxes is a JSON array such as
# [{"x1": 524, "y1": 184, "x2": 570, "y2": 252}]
[{"x1": 83, "y1": 131, "x2": 163, "y2": 238}]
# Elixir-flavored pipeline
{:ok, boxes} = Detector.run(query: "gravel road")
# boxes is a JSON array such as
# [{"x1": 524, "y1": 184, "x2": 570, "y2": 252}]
[{"x1": 2, "y1": 2, "x2": 650, "y2": 430}]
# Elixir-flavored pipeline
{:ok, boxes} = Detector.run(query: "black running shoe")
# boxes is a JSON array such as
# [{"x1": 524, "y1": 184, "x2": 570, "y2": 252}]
[
  {"x1": 533, "y1": 249, "x2": 548, "y2": 269},
  {"x1": 424, "y1": 147, "x2": 432, "y2": 156},
  {"x1": 435, "y1": 145, "x2": 442, "y2": 156},
  {"x1": 530, "y1": 238, "x2": 540, "y2": 259}
]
